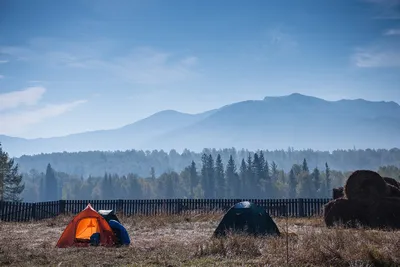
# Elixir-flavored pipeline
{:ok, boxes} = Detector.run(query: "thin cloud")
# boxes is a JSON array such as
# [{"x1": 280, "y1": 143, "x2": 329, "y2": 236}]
[
  {"x1": 64, "y1": 47, "x2": 200, "y2": 85},
  {"x1": 0, "y1": 100, "x2": 87, "y2": 136},
  {"x1": 0, "y1": 46, "x2": 32, "y2": 60},
  {"x1": 2, "y1": 42, "x2": 200, "y2": 85},
  {"x1": 384, "y1": 28, "x2": 400, "y2": 35},
  {"x1": 0, "y1": 60, "x2": 8, "y2": 64},
  {"x1": 0, "y1": 87, "x2": 46, "y2": 111},
  {"x1": 352, "y1": 49, "x2": 400, "y2": 67},
  {"x1": 0, "y1": 75, "x2": 3, "y2": 79},
  {"x1": 113, "y1": 50, "x2": 199, "y2": 85}
]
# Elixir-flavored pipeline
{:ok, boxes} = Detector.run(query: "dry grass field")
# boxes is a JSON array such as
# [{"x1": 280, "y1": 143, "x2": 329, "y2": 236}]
[{"x1": 1, "y1": 213, "x2": 400, "y2": 267}]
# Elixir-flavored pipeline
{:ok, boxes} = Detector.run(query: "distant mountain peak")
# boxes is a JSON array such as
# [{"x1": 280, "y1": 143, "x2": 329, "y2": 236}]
[
  {"x1": 150, "y1": 109, "x2": 185, "y2": 116},
  {"x1": 287, "y1": 92, "x2": 310, "y2": 98},
  {"x1": 263, "y1": 93, "x2": 325, "y2": 103}
]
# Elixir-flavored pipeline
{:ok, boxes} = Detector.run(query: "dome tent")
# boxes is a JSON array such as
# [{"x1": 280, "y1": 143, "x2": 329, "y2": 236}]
[
  {"x1": 213, "y1": 201, "x2": 280, "y2": 237},
  {"x1": 56, "y1": 204, "x2": 116, "y2": 248}
]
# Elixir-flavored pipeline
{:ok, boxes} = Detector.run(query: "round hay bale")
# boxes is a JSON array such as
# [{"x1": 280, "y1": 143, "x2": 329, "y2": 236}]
[
  {"x1": 368, "y1": 197, "x2": 400, "y2": 230},
  {"x1": 383, "y1": 177, "x2": 400, "y2": 189},
  {"x1": 344, "y1": 170, "x2": 387, "y2": 200},
  {"x1": 323, "y1": 198, "x2": 370, "y2": 228}
]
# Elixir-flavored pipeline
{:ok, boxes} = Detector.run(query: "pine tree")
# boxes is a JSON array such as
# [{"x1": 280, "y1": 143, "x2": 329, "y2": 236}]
[
  {"x1": 189, "y1": 161, "x2": 198, "y2": 198},
  {"x1": 206, "y1": 154, "x2": 215, "y2": 198},
  {"x1": 289, "y1": 168, "x2": 297, "y2": 198},
  {"x1": 45, "y1": 163, "x2": 57, "y2": 201},
  {"x1": 226, "y1": 155, "x2": 239, "y2": 198},
  {"x1": 298, "y1": 160, "x2": 313, "y2": 198},
  {"x1": 264, "y1": 159, "x2": 270, "y2": 180},
  {"x1": 263, "y1": 159, "x2": 272, "y2": 196},
  {"x1": 101, "y1": 173, "x2": 109, "y2": 199},
  {"x1": 325, "y1": 162, "x2": 331, "y2": 198},
  {"x1": 259, "y1": 151, "x2": 266, "y2": 177},
  {"x1": 215, "y1": 154, "x2": 225, "y2": 198},
  {"x1": 252, "y1": 153, "x2": 262, "y2": 197},
  {"x1": 252, "y1": 153, "x2": 261, "y2": 179},
  {"x1": 312, "y1": 167, "x2": 321, "y2": 197},
  {"x1": 246, "y1": 154, "x2": 253, "y2": 197},
  {"x1": 0, "y1": 144, "x2": 25, "y2": 202},
  {"x1": 292, "y1": 164, "x2": 302, "y2": 176},
  {"x1": 239, "y1": 159, "x2": 247, "y2": 198},
  {"x1": 271, "y1": 161, "x2": 278, "y2": 182},
  {"x1": 200, "y1": 153, "x2": 208, "y2": 198},
  {"x1": 150, "y1": 167, "x2": 156, "y2": 179},
  {"x1": 302, "y1": 158, "x2": 309, "y2": 173}
]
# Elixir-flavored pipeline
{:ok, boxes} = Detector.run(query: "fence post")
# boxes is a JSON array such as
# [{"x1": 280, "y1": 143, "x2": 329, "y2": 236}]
[
  {"x1": 298, "y1": 198, "x2": 304, "y2": 217},
  {"x1": 0, "y1": 201, "x2": 3, "y2": 221},
  {"x1": 59, "y1": 200, "x2": 65, "y2": 215},
  {"x1": 31, "y1": 203, "x2": 36, "y2": 220}
]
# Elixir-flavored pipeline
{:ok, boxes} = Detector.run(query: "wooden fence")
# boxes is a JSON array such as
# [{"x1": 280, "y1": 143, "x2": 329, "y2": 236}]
[{"x1": 0, "y1": 198, "x2": 331, "y2": 222}]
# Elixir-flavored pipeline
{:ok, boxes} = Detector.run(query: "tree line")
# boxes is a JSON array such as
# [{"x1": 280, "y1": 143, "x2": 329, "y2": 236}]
[
  {"x1": 2, "y1": 142, "x2": 400, "y2": 202},
  {"x1": 20, "y1": 152, "x2": 400, "y2": 202}
]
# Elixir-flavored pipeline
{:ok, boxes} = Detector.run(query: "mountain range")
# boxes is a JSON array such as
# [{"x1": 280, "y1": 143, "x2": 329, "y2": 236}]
[{"x1": 1, "y1": 93, "x2": 400, "y2": 157}]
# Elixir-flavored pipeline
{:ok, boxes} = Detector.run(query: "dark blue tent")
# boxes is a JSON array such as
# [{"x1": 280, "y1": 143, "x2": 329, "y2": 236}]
[
  {"x1": 213, "y1": 201, "x2": 280, "y2": 237},
  {"x1": 108, "y1": 220, "x2": 131, "y2": 246},
  {"x1": 108, "y1": 220, "x2": 131, "y2": 245}
]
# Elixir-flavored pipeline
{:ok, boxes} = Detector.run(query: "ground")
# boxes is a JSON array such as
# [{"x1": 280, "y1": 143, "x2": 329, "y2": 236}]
[{"x1": 0, "y1": 213, "x2": 399, "y2": 267}]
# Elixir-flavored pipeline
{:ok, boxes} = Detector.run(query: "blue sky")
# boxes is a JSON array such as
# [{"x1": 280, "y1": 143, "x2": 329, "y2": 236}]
[{"x1": 1, "y1": 0, "x2": 400, "y2": 138}]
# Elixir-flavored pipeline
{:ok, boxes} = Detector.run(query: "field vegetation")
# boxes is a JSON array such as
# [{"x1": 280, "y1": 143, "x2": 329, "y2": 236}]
[{"x1": 1, "y1": 213, "x2": 399, "y2": 266}]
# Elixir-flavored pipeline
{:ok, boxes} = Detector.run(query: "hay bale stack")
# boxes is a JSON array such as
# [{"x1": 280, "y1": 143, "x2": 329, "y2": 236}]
[
  {"x1": 344, "y1": 170, "x2": 388, "y2": 200},
  {"x1": 324, "y1": 171, "x2": 400, "y2": 230},
  {"x1": 324, "y1": 198, "x2": 370, "y2": 228}
]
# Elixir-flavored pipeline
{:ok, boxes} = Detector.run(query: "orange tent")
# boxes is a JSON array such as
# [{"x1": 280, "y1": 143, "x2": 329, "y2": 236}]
[{"x1": 56, "y1": 203, "x2": 116, "y2": 248}]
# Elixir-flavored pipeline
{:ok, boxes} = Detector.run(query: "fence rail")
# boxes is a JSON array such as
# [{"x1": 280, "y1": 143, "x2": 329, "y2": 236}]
[{"x1": 0, "y1": 198, "x2": 331, "y2": 222}]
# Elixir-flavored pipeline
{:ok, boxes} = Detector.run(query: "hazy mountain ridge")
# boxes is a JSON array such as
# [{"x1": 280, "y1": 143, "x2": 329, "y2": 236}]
[
  {"x1": 1, "y1": 93, "x2": 399, "y2": 157},
  {"x1": 0, "y1": 109, "x2": 217, "y2": 156},
  {"x1": 144, "y1": 94, "x2": 400, "y2": 151}
]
